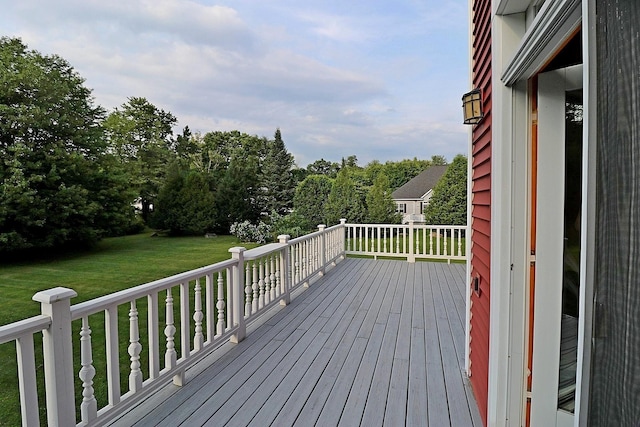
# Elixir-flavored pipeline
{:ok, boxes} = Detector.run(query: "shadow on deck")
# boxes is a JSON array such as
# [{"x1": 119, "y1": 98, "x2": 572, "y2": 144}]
[{"x1": 110, "y1": 258, "x2": 482, "y2": 427}]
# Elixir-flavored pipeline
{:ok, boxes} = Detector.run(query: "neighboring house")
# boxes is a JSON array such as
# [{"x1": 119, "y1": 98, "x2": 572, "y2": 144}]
[
  {"x1": 466, "y1": 1, "x2": 639, "y2": 426},
  {"x1": 391, "y1": 165, "x2": 447, "y2": 223}
]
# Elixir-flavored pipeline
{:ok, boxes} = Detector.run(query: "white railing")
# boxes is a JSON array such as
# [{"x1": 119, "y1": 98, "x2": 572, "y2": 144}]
[
  {"x1": 345, "y1": 221, "x2": 467, "y2": 263},
  {"x1": 0, "y1": 220, "x2": 465, "y2": 426},
  {"x1": 0, "y1": 223, "x2": 346, "y2": 427}
]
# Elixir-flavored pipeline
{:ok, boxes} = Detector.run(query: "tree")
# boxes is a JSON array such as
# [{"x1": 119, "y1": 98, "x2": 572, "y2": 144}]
[
  {"x1": 0, "y1": 37, "x2": 134, "y2": 252},
  {"x1": 325, "y1": 169, "x2": 365, "y2": 224},
  {"x1": 423, "y1": 154, "x2": 467, "y2": 225},
  {"x1": 306, "y1": 158, "x2": 340, "y2": 178},
  {"x1": 366, "y1": 173, "x2": 401, "y2": 224},
  {"x1": 261, "y1": 129, "x2": 295, "y2": 215},
  {"x1": 293, "y1": 174, "x2": 334, "y2": 228},
  {"x1": 215, "y1": 156, "x2": 260, "y2": 232},
  {"x1": 104, "y1": 97, "x2": 177, "y2": 222},
  {"x1": 151, "y1": 164, "x2": 216, "y2": 235}
]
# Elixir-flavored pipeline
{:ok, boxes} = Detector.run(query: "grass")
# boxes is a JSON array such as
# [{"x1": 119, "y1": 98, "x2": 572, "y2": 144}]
[{"x1": 0, "y1": 232, "x2": 258, "y2": 426}]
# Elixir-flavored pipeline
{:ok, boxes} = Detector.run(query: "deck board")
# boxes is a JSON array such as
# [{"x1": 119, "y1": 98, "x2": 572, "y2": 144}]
[{"x1": 111, "y1": 258, "x2": 481, "y2": 427}]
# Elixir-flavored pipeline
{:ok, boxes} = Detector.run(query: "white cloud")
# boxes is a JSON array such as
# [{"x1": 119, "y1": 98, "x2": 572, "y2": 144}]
[{"x1": 2, "y1": 0, "x2": 469, "y2": 166}]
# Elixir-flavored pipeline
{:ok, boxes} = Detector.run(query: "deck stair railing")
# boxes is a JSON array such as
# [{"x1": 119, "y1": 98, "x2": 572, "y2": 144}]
[{"x1": 0, "y1": 220, "x2": 466, "y2": 426}]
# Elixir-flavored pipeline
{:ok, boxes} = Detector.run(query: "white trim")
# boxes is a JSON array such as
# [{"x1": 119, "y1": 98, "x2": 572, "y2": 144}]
[
  {"x1": 487, "y1": 13, "x2": 527, "y2": 426},
  {"x1": 531, "y1": 63, "x2": 582, "y2": 427},
  {"x1": 531, "y1": 67, "x2": 568, "y2": 427},
  {"x1": 501, "y1": 0, "x2": 581, "y2": 86},
  {"x1": 506, "y1": 78, "x2": 530, "y2": 427},
  {"x1": 575, "y1": 1, "x2": 595, "y2": 424}
]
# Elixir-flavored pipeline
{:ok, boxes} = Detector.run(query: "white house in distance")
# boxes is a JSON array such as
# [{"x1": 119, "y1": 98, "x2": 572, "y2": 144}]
[{"x1": 391, "y1": 165, "x2": 448, "y2": 223}]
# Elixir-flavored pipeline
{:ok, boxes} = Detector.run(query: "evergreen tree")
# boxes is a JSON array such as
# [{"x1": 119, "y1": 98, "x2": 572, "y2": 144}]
[
  {"x1": 152, "y1": 165, "x2": 216, "y2": 235},
  {"x1": 423, "y1": 155, "x2": 468, "y2": 225},
  {"x1": 366, "y1": 173, "x2": 401, "y2": 224},
  {"x1": 261, "y1": 128, "x2": 295, "y2": 215},
  {"x1": 293, "y1": 174, "x2": 334, "y2": 228},
  {"x1": 215, "y1": 156, "x2": 260, "y2": 232},
  {"x1": 325, "y1": 169, "x2": 366, "y2": 224}
]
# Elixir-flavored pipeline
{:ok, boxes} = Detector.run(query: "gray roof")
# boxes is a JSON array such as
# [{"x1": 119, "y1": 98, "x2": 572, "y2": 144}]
[{"x1": 391, "y1": 165, "x2": 448, "y2": 200}]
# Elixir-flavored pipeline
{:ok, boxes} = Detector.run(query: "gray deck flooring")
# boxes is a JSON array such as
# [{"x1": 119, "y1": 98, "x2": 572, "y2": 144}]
[{"x1": 112, "y1": 258, "x2": 482, "y2": 427}]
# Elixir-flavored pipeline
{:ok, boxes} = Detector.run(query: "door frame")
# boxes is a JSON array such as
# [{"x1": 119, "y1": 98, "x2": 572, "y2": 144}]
[{"x1": 530, "y1": 64, "x2": 582, "y2": 427}]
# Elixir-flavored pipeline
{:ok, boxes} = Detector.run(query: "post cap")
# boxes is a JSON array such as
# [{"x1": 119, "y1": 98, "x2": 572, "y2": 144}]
[{"x1": 32, "y1": 287, "x2": 77, "y2": 304}]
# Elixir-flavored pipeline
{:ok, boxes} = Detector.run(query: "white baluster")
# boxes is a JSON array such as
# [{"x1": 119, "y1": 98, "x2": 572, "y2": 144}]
[
  {"x1": 252, "y1": 262, "x2": 259, "y2": 313},
  {"x1": 165, "y1": 289, "x2": 177, "y2": 370},
  {"x1": 217, "y1": 272, "x2": 226, "y2": 335},
  {"x1": 264, "y1": 257, "x2": 271, "y2": 305},
  {"x1": 245, "y1": 263, "x2": 252, "y2": 316},
  {"x1": 128, "y1": 301, "x2": 143, "y2": 392},
  {"x1": 458, "y1": 229, "x2": 463, "y2": 256},
  {"x1": 79, "y1": 316, "x2": 97, "y2": 423},
  {"x1": 193, "y1": 278, "x2": 204, "y2": 351},
  {"x1": 258, "y1": 259, "x2": 265, "y2": 309},
  {"x1": 383, "y1": 227, "x2": 387, "y2": 253},
  {"x1": 271, "y1": 255, "x2": 278, "y2": 299},
  {"x1": 429, "y1": 228, "x2": 434, "y2": 255},
  {"x1": 206, "y1": 273, "x2": 214, "y2": 343},
  {"x1": 296, "y1": 246, "x2": 301, "y2": 283},
  {"x1": 444, "y1": 228, "x2": 449, "y2": 257}
]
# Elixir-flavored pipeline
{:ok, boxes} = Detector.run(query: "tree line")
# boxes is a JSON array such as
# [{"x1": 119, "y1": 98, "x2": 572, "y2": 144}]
[{"x1": 0, "y1": 37, "x2": 455, "y2": 254}]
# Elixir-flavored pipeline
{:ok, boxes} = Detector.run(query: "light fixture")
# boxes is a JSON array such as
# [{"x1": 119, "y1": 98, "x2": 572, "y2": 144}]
[{"x1": 462, "y1": 88, "x2": 483, "y2": 125}]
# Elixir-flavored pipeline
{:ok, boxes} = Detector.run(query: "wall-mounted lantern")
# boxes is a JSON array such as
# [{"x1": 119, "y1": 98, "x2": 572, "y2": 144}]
[{"x1": 462, "y1": 88, "x2": 483, "y2": 125}]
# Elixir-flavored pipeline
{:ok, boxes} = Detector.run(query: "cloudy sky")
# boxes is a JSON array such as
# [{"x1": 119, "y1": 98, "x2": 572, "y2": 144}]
[{"x1": 2, "y1": 0, "x2": 469, "y2": 167}]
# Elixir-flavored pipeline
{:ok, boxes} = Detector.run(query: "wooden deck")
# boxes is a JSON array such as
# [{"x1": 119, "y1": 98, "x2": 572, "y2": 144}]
[{"x1": 109, "y1": 258, "x2": 482, "y2": 427}]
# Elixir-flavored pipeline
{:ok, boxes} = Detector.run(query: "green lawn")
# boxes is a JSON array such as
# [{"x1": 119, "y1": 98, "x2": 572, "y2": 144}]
[{"x1": 0, "y1": 233, "x2": 258, "y2": 426}]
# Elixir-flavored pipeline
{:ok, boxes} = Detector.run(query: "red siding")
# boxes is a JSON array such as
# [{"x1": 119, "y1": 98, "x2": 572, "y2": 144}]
[{"x1": 469, "y1": 0, "x2": 492, "y2": 424}]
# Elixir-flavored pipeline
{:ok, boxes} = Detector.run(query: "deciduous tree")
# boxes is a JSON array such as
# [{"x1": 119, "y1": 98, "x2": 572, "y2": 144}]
[
  {"x1": 366, "y1": 173, "x2": 401, "y2": 224},
  {"x1": 104, "y1": 97, "x2": 177, "y2": 222},
  {"x1": 0, "y1": 37, "x2": 134, "y2": 252},
  {"x1": 325, "y1": 169, "x2": 365, "y2": 224}
]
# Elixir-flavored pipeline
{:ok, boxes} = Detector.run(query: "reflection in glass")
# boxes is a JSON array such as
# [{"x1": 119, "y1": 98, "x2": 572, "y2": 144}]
[{"x1": 558, "y1": 89, "x2": 583, "y2": 413}]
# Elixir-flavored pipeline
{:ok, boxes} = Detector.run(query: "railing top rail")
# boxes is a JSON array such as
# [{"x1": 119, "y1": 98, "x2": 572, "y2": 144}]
[
  {"x1": 243, "y1": 242, "x2": 287, "y2": 260},
  {"x1": 70, "y1": 258, "x2": 237, "y2": 319},
  {"x1": 345, "y1": 223, "x2": 468, "y2": 228},
  {"x1": 0, "y1": 314, "x2": 51, "y2": 345},
  {"x1": 325, "y1": 223, "x2": 344, "y2": 232},
  {"x1": 289, "y1": 229, "x2": 323, "y2": 245}
]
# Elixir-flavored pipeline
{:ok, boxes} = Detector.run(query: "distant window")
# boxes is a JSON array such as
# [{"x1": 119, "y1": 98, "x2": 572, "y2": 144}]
[{"x1": 396, "y1": 203, "x2": 406, "y2": 213}]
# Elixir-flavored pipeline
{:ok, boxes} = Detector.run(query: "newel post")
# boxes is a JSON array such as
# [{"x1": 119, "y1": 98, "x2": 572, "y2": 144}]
[
  {"x1": 340, "y1": 219, "x2": 347, "y2": 259},
  {"x1": 229, "y1": 247, "x2": 246, "y2": 343},
  {"x1": 33, "y1": 287, "x2": 77, "y2": 427},
  {"x1": 408, "y1": 220, "x2": 416, "y2": 263},
  {"x1": 318, "y1": 224, "x2": 326, "y2": 276},
  {"x1": 278, "y1": 235, "x2": 291, "y2": 305}
]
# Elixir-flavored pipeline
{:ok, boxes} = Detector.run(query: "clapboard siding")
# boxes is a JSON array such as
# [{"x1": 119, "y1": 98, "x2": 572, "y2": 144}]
[{"x1": 469, "y1": 0, "x2": 492, "y2": 424}]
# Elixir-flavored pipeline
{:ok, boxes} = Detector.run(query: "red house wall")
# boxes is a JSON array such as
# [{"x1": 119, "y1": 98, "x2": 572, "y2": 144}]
[{"x1": 469, "y1": 0, "x2": 492, "y2": 424}]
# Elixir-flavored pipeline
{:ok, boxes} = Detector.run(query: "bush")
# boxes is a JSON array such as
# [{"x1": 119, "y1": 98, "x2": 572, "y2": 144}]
[
  {"x1": 230, "y1": 220, "x2": 272, "y2": 244},
  {"x1": 268, "y1": 210, "x2": 310, "y2": 240}
]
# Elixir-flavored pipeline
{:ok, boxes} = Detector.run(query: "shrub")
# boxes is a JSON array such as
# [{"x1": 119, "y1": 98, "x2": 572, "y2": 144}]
[
  {"x1": 230, "y1": 220, "x2": 272, "y2": 244},
  {"x1": 268, "y1": 210, "x2": 310, "y2": 240}
]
